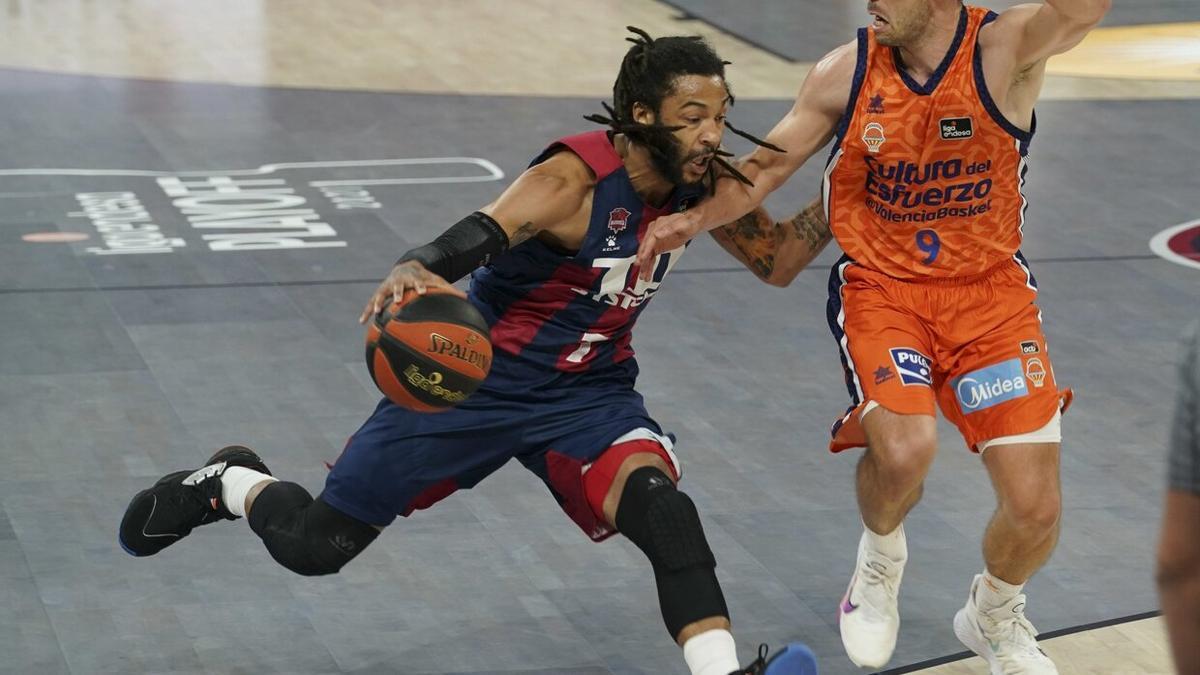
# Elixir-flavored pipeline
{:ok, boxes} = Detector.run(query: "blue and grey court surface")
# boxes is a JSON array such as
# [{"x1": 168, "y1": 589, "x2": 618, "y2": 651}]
[{"x1": 0, "y1": 1, "x2": 1196, "y2": 673}]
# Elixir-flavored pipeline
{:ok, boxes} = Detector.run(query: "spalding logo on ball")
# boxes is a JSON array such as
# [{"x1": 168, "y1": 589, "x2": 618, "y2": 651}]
[{"x1": 365, "y1": 289, "x2": 493, "y2": 412}]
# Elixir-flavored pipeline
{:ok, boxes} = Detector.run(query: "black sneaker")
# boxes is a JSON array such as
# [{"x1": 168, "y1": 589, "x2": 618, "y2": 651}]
[
  {"x1": 118, "y1": 445, "x2": 271, "y2": 557},
  {"x1": 733, "y1": 642, "x2": 819, "y2": 675}
]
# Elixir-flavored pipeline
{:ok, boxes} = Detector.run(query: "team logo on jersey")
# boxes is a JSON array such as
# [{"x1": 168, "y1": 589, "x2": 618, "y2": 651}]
[
  {"x1": 1020, "y1": 340, "x2": 1040, "y2": 355},
  {"x1": 953, "y1": 358, "x2": 1028, "y2": 413},
  {"x1": 605, "y1": 207, "x2": 633, "y2": 250},
  {"x1": 1149, "y1": 219, "x2": 1200, "y2": 271},
  {"x1": 1024, "y1": 357, "x2": 1047, "y2": 388},
  {"x1": 867, "y1": 94, "x2": 885, "y2": 114},
  {"x1": 607, "y1": 207, "x2": 632, "y2": 234},
  {"x1": 939, "y1": 117, "x2": 974, "y2": 140},
  {"x1": 889, "y1": 347, "x2": 932, "y2": 386},
  {"x1": 862, "y1": 122, "x2": 886, "y2": 153},
  {"x1": 874, "y1": 365, "x2": 896, "y2": 385}
]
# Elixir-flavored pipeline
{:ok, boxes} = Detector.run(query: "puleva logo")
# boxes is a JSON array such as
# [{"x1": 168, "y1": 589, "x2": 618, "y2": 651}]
[
  {"x1": 1150, "y1": 219, "x2": 1200, "y2": 271},
  {"x1": 889, "y1": 347, "x2": 932, "y2": 386},
  {"x1": 953, "y1": 358, "x2": 1028, "y2": 413}
]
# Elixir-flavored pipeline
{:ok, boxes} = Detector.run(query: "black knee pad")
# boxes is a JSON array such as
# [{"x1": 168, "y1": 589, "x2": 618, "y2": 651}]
[
  {"x1": 616, "y1": 467, "x2": 716, "y2": 571},
  {"x1": 248, "y1": 482, "x2": 379, "y2": 577},
  {"x1": 615, "y1": 467, "x2": 727, "y2": 637}
]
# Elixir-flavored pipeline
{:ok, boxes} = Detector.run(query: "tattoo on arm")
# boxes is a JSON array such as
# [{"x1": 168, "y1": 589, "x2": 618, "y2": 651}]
[
  {"x1": 509, "y1": 222, "x2": 537, "y2": 247},
  {"x1": 719, "y1": 210, "x2": 777, "y2": 278},
  {"x1": 715, "y1": 198, "x2": 830, "y2": 282},
  {"x1": 787, "y1": 201, "x2": 831, "y2": 253}
]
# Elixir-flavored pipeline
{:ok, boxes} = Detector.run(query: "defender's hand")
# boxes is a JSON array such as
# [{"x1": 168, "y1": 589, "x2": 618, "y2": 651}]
[
  {"x1": 358, "y1": 261, "x2": 467, "y2": 324},
  {"x1": 636, "y1": 211, "x2": 702, "y2": 281}
]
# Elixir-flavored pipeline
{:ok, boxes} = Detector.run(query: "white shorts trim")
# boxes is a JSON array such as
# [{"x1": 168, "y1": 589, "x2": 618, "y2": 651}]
[
  {"x1": 582, "y1": 427, "x2": 682, "y2": 480},
  {"x1": 860, "y1": 400, "x2": 880, "y2": 420},
  {"x1": 978, "y1": 410, "x2": 1062, "y2": 453}
]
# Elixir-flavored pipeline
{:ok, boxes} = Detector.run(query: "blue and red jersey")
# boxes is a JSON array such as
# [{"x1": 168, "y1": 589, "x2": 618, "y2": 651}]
[
  {"x1": 469, "y1": 131, "x2": 704, "y2": 389},
  {"x1": 325, "y1": 131, "x2": 703, "y2": 531}
]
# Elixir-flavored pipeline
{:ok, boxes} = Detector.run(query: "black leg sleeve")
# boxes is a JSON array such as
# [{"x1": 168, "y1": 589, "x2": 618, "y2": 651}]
[
  {"x1": 247, "y1": 482, "x2": 379, "y2": 577},
  {"x1": 615, "y1": 467, "x2": 729, "y2": 639}
]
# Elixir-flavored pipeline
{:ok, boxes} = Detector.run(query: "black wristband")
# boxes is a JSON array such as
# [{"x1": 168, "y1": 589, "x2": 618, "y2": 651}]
[{"x1": 397, "y1": 211, "x2": 510, "y2": 283}]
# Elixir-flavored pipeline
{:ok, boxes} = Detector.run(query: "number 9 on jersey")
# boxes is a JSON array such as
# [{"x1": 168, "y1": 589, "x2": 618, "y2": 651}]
[{"x1": 916, "y1": 229, "x2": 941, "y2": 264}]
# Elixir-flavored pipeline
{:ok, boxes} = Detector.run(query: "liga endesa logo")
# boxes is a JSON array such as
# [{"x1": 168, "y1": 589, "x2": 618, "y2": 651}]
[{"x1": 1150, "y1": 219, "x2": 1200, "y2": 271}]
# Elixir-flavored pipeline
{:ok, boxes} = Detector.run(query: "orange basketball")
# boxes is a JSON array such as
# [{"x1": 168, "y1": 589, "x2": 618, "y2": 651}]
[{"x1": 364, "y1": 289, "x2": 492, "y2": 412}]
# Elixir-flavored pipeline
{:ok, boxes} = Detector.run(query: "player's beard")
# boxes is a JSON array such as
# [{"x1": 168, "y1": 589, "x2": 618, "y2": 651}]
[
  {"x1": 640, "y1": 127, "x2": 700, "y2": 187},
  {"x1": 876, "y1": 1, "x2": 932, "y2": 46}
]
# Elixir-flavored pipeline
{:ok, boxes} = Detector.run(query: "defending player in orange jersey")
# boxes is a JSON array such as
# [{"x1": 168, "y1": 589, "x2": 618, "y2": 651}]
[{"x1": 636, "y1": 1, "x2": 1110, "y2": 672}]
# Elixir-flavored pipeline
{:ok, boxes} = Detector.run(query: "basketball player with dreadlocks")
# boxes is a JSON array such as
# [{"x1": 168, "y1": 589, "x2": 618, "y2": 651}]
[
  {"x1": 637, "y1": 1, "x2": 1110, "y2": 673},
  {"x1": 118, "y1": 28, "x2": 829, "y2": 675}
]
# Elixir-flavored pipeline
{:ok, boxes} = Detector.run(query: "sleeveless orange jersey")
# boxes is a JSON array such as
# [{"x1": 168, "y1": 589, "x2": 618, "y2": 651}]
[{"x1": 824, "y1": 6, "x2": 1033, "y2": 279}]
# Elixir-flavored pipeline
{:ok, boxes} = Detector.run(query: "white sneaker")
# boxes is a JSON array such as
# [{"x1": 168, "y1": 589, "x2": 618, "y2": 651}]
[
  {"x1": 838, "y1": 530, "x2": 905, "y2": 668},
  {"x1": 953, "y1": 575, "x2": 1058, "y2": 675}
]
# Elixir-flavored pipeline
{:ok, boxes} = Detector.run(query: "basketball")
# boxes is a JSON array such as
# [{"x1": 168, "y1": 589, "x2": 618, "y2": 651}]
[{"x1": 364, "y1": 289, "x2": 493, "y2": 412}]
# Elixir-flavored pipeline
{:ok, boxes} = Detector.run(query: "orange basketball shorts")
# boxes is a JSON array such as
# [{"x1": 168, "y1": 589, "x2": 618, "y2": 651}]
[{"x1": 825, "y1": 253, "x2": 1072, "y2": 452}]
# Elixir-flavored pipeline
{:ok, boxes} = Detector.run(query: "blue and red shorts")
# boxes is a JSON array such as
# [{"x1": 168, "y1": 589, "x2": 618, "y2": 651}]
[{"x1": 321, "y1": 359, "x2": 678, "y2": 541}]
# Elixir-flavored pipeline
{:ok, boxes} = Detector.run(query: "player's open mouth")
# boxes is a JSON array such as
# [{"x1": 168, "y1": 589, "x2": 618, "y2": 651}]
[
  {"x1": 689, "y1": 156, "x2": 711, "y2": 171},
  {"x1": 871, "y1": 13, "x2": 889, "y2": 29}
]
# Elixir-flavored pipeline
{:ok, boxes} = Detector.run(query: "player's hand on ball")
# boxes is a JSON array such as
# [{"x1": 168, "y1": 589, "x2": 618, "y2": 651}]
[{"x1": 359, "y1": 261, "x2": 467, "y2": 324}]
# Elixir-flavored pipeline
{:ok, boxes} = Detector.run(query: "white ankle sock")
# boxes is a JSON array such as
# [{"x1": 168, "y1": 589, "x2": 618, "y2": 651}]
[
  {"x1": 682, "y1": 628, "x2": 740, "y2": 675},
  {"x1": 220, "y1": 466, "x2": 276, "y2": 518},
  {"x1": 977, "y1": 570, "x2": 1024, "y2": 610},
  {"x1": 864, "y1": 522, "x2": 908, "y2": 561}
]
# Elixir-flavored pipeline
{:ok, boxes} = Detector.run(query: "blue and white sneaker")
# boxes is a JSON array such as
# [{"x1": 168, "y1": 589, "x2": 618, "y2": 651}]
[{"x1": 735, "y1": 642, "x2": 818, "y2": 675}]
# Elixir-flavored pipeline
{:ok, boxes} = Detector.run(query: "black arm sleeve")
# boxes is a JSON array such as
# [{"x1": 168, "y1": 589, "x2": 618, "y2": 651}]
[{"x1": 397, "y1": 211, "x2": 511, "y2": 282}]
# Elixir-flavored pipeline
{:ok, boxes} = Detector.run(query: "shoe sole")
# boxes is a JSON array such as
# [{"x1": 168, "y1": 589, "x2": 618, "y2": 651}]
[
  {"x1": 118, "y1": 446, "x2": 271, "y2": 556},
  {"x1": 764, "y1": 642, "x2": 819, "y2": 675}
]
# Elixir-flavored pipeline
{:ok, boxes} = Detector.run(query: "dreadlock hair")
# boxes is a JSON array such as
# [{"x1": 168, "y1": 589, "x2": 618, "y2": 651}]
[{"x1": 585, "y1": 26, "x2": 784, "y2": 193}]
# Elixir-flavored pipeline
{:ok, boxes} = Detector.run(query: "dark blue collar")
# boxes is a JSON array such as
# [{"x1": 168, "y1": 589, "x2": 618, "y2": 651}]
[{"x1": 892, "y1": 6, "x2": 968, "y2": 96}]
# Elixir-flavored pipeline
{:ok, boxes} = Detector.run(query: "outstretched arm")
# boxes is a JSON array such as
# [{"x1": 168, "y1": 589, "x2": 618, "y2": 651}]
[
  {"x1": 359, "y1": 151, "x2": 592, "y2": 322},
  {"x1": 990, "y1": 0, "x2": 1110, "y2": 69},
  {"x1": 710, "y1": 196, "x2": 830, "y2": 287}
]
